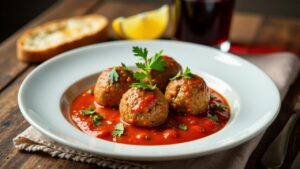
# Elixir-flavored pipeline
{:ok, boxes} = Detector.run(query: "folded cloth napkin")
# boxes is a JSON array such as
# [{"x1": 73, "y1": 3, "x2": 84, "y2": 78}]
[{"x1": 13, "y1": 52, "x2": 300, "y2": 169}]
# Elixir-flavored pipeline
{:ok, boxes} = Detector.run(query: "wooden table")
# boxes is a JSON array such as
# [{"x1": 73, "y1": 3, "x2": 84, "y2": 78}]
[{"x1": 0, "y1": 0, "x2": 299, "y2": 168}]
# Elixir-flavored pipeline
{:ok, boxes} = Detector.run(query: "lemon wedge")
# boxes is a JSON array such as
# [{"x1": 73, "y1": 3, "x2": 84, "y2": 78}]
[
  {"x1": 112, "y1": 5, "x2": 169, "y2": 39},
  {"x1": 112, "y1": 18, "x2": 124, "y2": 38}
]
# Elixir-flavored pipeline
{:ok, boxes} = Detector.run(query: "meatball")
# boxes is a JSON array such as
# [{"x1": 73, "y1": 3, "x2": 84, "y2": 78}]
[
  {"x1": 94, "y1": 66, "x2": 133, "y2": 107},
  {"x1": 165, "y1": 74, "x2": 210, "y2": 115},
  {"x1": 143, "y1": 55, "x2": 182, "y2": 92},
  {"x1": 119, "y1": 87, "x2": 169, "y2": 127}
]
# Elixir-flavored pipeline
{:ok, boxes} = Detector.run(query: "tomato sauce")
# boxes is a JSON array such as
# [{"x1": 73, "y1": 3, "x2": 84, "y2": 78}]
[{"x1": 70, "y1": 88, "x2": 230, "y2": 145}]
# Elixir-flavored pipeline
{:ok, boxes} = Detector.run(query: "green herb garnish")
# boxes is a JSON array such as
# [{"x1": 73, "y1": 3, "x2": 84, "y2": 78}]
[
  {"x1": 133, "y1": 72, "x2": 148, "y2": 81},
  {"x1": 81, "y1": 110, "x2": 95, "y2": 115},
  {"x1": 170, "y1": 71, "x2": 181, "y2": 80},
  {"x1": 80, "y1": 105, "x2": 104, "y2": 126},
  {"x1": 131, "y1": 46, "x2": 166, "y2": 90},
  {"x1": 109, "y1": 67, "x2": 119, "y2": 85},
  {"x1": 111, "y1": 122, "x2": 125, "y2": 137},
  {"x1": 80, "y1": 105, "x2": 95, "y2": 115},
  {"x1": 88, "y1": 105, "x2": 94, "y2": 111},
  {"x1": 148, "y1": 50, "x2": 165, "y2": 72},
  {"x1": 133, "y1": 46, "x2": 148, "y2": 60},
  {"x1": 210, "y1": 95, "x2": 216, "y2": 100},
  {"x1": 121, "y1": 62, "x2": 130, "y2": 71},
  {"x1": 136, "y1": 62, "x2": 146, "y2": 70},
  {"x1": 92, "y1": 119, "x2": 101, "y2": 126},
  {"x1": 170, "y1": 67, "x2": 192, "y2": 80},
  {"x1": 178, "y1": 124, "x2": 188, "y2": 131},
  {"x1": 91, "y1": 114, "x2": 104, "y2": 121},
  {"x1": 208, "y1": 113, "x2": 219, "y2": 122},
  {"x1": 91, "y1": 114, "x2": 103, "y2": 126},
  {"x1": 211, "y1": 103, "x2": 226, "y2": 111},
  {"x1": 182, "y1": 67, "x2": 192, "y2": 79},
  {"x1": 131, "y1": 82, "x2": 156, "y2": 90}
]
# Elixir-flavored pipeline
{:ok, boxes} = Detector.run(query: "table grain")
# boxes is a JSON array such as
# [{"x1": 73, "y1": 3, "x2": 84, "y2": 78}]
[{"x1": 0, "y1": 0, "x2": 299, "y2": 168}]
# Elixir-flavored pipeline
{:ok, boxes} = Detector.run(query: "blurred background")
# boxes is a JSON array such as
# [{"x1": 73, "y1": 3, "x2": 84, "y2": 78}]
[{"x1": 1, "y1": 0, "x2": 300, "y2": 43}]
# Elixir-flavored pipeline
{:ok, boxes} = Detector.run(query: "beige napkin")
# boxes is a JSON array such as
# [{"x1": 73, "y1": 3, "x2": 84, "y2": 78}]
[{"x1": 14, "y1": 52, "x2": 300, "y2": 169}]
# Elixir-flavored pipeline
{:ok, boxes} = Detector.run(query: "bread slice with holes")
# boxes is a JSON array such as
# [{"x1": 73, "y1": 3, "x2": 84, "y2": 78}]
[{"x1": 17, "y1": 15, "x2": 108, "y2": 62}]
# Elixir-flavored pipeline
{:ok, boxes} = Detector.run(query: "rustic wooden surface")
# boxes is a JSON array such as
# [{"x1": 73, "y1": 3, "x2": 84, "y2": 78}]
[{"x1": 0, "y1": 0, "x2": 299, "y2": 168}]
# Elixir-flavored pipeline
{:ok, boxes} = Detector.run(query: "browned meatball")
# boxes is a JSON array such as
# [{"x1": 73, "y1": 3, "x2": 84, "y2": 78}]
[
  {"x1": 119, "y1": 87, "x2": 169, "y2": 127},
  {"x1": 165, "y1": 74, "x2": 210, "y2": 115},
  {"x1": 143, "y1": 55, "x2": 182, "y2": 92},
  {"x1": 94, "y1": 66, "x2": 133, "y2": 108}
]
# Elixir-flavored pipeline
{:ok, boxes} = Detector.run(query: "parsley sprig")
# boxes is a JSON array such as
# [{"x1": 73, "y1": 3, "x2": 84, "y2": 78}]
[
  {"x1": 170, "y1": 67, "x2": 192, "y2": 80},
  {"x1": 111, "y1": 122, "x2": 125, "y2": 137},
  {"x1": 131, "y1": 46, "x2": 166, "y2": 90},
  {"x1": 109, "y1": 67, "x2": 119, "y2": 85},
  {"x1": 80, "y1": 105, "x2": 104, "y2": 126}
]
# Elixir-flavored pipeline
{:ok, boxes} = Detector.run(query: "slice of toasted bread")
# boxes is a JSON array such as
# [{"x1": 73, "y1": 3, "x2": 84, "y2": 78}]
[{"x1": 17, "y1": 15, "x2": 108, "y2": 62}]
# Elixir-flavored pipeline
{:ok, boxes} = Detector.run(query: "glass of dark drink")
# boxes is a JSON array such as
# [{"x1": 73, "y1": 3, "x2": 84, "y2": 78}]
[{"x1": 172, "y1": 0, "x2": 235, "y2": 51}]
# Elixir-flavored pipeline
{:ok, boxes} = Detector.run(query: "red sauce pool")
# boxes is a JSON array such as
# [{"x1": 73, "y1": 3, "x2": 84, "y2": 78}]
[{"x1": 70, "y1": 88, "x2": 230, "y2": 145}]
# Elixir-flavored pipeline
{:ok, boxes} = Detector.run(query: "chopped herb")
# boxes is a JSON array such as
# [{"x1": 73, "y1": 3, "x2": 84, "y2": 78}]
[
  {"x1": 121, "y1": 62, "x2": 126, "y2": 68},
  {"x1": 80, "y1": 105, "x2": 95, "y2": 115},
  {"x1": 112, "y1": 122, "x2": 125, "y2": 137},
  {"x1": 131, "y1": 46, "x2": 166, "y2": 90},
  {"x1": 170, "y1": 71, "x2": 181, "y2": 80},
  {"x1": 178, "y1": 124, "x2": 188, "y2": 131},
  {"x1": 88, "y1": 105, "x2": 94, "y2": 111},
  {"x1": 210, "y1": 95, "x2": 216, "y2": 100},
  {"x1": 109, "y1": 67, "x2": 119, "y2": 85},
  {"x1": 211, "y1": 103, "x2": 226, "y2": 111},
  {"x1": 121, "y1": 62, "x2": 130, "y2": 72},
  {"x1": 80, "y1": 105, "x2": 104, "y2": 126},
  {"x1": 93, "y1": 119, "x2": 101, "y2": 126},
  {"x1": 80, "y1": 110, "x2": 95, "y2": 115},
  {"x1": 86, "y1": 89, "x2": 94, "y2": 95},
  {"x1": 182, "y1": 67, "x2": 192, "y2": 79},
  {"x1": 208, "y1": 113, "x2": 219, "y2": 122},
  {"x1": 91, "y1": 114, "x2": 103, "y2": 126},
  {"x1": 131, "y1": 82, "x2": 156, "y2": 90},
  {"x1": 115, "y1": 122, "x2": 124, "y2": 131},
  {"x1": 91, "y1": 114, "x2": 104, "y2": 120},
  {"x1": 169, "y1": 67, "x2": 192, "y2": 80}
]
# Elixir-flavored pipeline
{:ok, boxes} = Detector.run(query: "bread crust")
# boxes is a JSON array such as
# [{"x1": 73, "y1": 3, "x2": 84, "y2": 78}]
[{"x1": 17, "y1": 15, "x2": 109, "y2": 63}]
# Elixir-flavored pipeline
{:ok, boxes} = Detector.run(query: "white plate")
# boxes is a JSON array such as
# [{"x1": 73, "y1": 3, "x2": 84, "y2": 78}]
[{"x1": 18, "y1": 40, "x2": 280, "y2": 161}]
